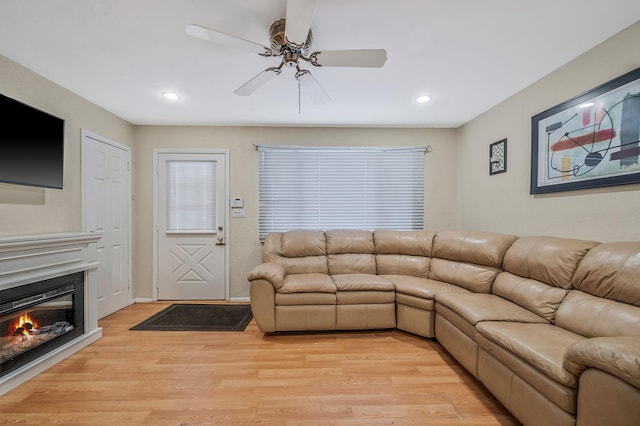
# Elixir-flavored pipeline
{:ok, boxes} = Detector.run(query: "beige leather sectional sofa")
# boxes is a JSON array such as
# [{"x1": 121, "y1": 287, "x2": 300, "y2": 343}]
[{"x1": 248, "y1": 229, "x2": 640, "y2": 426}]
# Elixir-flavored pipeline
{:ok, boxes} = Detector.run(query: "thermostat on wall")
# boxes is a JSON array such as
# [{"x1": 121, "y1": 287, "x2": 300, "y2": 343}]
[{"x1": 231, "y1": 197, "x2": 244, "y2": 208}]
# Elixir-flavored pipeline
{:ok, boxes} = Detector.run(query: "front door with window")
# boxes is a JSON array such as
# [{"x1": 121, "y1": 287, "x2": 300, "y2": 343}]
[{"x1": 156, "y1": 152, "x2": 227, "y2": 300}]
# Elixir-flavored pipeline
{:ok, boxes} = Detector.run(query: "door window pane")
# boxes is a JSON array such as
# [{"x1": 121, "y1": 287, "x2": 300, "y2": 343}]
[{"x1": 166, "y1": 160, "x2": 216, "y2": 232}]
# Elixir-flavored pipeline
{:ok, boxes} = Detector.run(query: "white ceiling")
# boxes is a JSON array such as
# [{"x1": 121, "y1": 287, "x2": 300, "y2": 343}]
[{"x1": 1, "y1": 1, "x2": 639, "y2": 128}]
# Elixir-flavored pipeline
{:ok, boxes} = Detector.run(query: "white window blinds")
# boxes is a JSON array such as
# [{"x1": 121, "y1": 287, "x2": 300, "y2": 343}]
[
  {"x1": 166, "y1": 160, "x2": 217, "y2": 232},
  {"x1": 258, "y1": 145, "x2": 425, "y2": 240}
]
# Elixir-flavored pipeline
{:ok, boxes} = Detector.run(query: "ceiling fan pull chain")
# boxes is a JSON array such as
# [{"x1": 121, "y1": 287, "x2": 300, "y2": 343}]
[{"x1": 298, "y1": 75, "x2": 302, "y2": 115}]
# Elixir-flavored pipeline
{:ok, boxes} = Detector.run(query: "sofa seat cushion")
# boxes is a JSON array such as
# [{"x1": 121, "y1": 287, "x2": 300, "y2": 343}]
[
  {"x1": 278, "y1": 273, "x2": 337, "y2": 294},
  {"x1": 435, "y1": 293, "x2": 548, "y2": 325},
  {"x1": 477, "y1": 322, "x2": 585, "y2": 388},
  {"x1": 385, "y1": 275, "x2": 470, "y2": 300},
  {"x1": 275, "y1": 292, "x2": 336, "y2": 306},
  {"x1": 337, "y1": 290, "x2": 395, "y2": 304},
  {"x1": 396, "y1": 293, "x2": 434, "y2": 310},
  {"x1": 477, "y1": 334, "x2": 578, "y2": 414},
  {"x1": 331, "y1": 273, "x2": 394, "y2": 291}
]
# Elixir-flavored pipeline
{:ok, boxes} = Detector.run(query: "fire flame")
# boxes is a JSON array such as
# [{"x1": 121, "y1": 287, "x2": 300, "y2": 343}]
[{"x1": 13, "y1": 313, "x2": 38, "y2": 335}]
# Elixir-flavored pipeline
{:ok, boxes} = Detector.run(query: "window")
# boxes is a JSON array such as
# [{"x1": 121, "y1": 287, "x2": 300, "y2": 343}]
[{"x1": 258, "y1": 145, "x2": 425, "y2": 240}]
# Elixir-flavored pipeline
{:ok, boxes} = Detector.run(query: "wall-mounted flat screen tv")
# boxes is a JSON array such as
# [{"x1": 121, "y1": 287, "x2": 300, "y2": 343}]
[{"x1": 0, "y1": 93, "x2": 65, "y2": 189}]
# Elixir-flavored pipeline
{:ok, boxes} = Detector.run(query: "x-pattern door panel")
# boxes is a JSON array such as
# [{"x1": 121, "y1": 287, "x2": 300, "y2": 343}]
[{"x1": 171, "y1": 243, "x2": 214, "y2": 284}]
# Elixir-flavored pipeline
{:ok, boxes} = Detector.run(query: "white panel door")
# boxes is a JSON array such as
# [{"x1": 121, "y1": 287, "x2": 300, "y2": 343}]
[
  {"x1": 156, "y1": 152, "x2": 227, "y2": 300},
  {"x1": 82, "y1": 131, "x2": 131, "y2": 318}
]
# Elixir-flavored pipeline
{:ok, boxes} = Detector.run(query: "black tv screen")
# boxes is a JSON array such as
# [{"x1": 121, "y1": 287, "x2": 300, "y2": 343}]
[{"x1": 0, "y1": 93, "x2": 64, "y2": 189}]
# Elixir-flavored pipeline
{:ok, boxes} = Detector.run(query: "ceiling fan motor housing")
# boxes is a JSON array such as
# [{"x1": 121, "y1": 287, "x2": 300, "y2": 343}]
[{"x1": 269, "y1": 18, "x2": 313, "y2": 58}]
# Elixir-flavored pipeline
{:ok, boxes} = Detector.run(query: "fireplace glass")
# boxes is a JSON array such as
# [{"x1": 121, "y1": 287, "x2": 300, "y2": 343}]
[{"x1": 0, "y1": 272, "x2": 84, "y2": 378}]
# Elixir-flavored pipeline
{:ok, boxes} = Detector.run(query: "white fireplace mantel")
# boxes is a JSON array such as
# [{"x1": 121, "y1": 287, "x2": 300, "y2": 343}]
[{"x1": 0, "y1": 232, "x2": 102, "y2": 396}]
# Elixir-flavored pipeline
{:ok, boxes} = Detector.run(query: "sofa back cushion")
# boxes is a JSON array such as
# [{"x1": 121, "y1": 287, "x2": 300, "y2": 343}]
[
  {"x1": 555, "y1": 242, "x2": 640, "y2": 337},
  {"x1": 433, "y1": 231, "x2": 518, "y2": 267},
  {"x1": 570, "y1": 242, "x2": 640, "y2": 306},
  {"x1": 555, "y1": 291, "x2": 640, "y2": 337},
  {"x1": 495, "y1": 236, "x2": 599, "y2": 322},
  {"x1": 502, "y1": 236, "x2": 599, "y2": 289},
  {"x1": 263, "y1": 230, "x2": 329, "y2": 274},
  {"x1": 429, "y1": 231, "x2": 518, "y2": 293},
  {"x1": 326, "y1": 230, "x2": 376, "y2": 275},
  {"x1": 374, "y1": 230, "x2": 434, "y2": 278},
  {"x1": 492, "y1": 272, "x2": 568, "y2": 322}
]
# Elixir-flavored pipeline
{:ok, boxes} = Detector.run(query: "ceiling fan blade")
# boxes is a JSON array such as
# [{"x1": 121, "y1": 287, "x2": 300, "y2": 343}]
[
  {"x1": 185, "y1": 24, "x2": 272, "y2": 56},
  {"x1": 285, "y1": 0, "x2": 318, "y2": 46},
  {"x1": 310, "y1": 49, "x2": 388, "y2": 68},
  {"x1": 234, "y1": 67, "x2": 281, "y2": 96},
  {"x1": 296, "y1": 70, "x2": 330, "y2": 105}
]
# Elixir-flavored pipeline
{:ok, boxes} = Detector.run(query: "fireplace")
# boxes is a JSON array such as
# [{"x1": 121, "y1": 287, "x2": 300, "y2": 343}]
[
  {"x1": 0, "y1": 232, "x2": 101, "y2": 396},
  {"x1": 1, "y1": 272, "x2": 84, "y2": 378}
]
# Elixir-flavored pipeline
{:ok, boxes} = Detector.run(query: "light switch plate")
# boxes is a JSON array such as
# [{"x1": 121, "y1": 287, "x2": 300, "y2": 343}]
[
  {"x1": 232, "y1": 208, "x2": 245, "y2": 218},
  {"x1": 231, "y1": 197, "x2": 244, "y2": 208}
]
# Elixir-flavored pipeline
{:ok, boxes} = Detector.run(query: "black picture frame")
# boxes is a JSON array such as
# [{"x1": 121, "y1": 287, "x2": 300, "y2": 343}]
[
  {"x1": 490, "y1": 139, "x2": 507, "y2": 175},
  {"x1": 530, "y1": 67, "x2": 640, "y2": 194}
]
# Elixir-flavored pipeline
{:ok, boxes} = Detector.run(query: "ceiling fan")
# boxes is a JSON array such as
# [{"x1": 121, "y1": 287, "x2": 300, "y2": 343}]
[{"x1": 185, "y1": 0, "x2": 387, "y2": 112}]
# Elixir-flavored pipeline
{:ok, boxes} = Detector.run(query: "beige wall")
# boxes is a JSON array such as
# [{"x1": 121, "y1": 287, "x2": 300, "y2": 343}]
[
  {"x1": 5, "y1": 19, "x2": 639, "y2": 302},
  {"x1": 0, "y1": 55, "x2": 135, "y2": 237},
  {"x1": 456, "y1": 21, "x2": 640, "y2": 242},
  {"x1": 134, "y1": 126, "x2": 457, "y2": 299}
]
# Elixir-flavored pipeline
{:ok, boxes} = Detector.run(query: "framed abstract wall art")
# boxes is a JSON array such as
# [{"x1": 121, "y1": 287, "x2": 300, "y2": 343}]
[{"x1": 530, "y1": 67, "x2": 640, "y2": 194}]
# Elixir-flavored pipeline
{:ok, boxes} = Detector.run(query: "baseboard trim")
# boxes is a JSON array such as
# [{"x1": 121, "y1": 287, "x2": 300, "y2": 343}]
[{"x1": 134, "y1": 297, "x2": 249, "y2": 303}]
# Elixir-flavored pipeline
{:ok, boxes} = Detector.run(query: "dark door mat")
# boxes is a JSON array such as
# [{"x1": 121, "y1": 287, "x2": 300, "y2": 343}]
[{"x1": 130, "y1": 304, "x2": 253, "y2": 331}]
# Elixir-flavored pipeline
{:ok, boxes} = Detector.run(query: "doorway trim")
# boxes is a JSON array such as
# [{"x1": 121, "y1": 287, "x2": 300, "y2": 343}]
[
  {"x1": 81, "y1": 129, "x2": 133, "y2": 315},
  {"x1": 152, "y1": 148, "x2": 230, "y2": 301}
]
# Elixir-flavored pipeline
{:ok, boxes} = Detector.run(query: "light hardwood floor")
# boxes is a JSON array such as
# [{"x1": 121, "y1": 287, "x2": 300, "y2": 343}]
[{"x1": 0, "y1": 302, "x2": 518, "y2": 425}]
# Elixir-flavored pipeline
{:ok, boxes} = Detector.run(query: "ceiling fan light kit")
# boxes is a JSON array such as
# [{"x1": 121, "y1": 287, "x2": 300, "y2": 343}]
[{"x1": 185, "y1": 0, "x2": 387, "y2": 112}]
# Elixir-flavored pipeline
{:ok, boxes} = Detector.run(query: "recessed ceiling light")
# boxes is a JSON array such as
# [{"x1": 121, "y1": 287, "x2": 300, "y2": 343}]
[
  {"x1": 162, "y1": 91, "x2": 180, "y2": 101},
  {"x1": 416, "y1": 95, "x2": 431, "y2": 103}
]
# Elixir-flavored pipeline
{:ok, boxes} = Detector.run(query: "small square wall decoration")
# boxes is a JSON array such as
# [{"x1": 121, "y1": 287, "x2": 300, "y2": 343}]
[{"x1": 490, "y1": 139, "x2": 507, "y2": 175}]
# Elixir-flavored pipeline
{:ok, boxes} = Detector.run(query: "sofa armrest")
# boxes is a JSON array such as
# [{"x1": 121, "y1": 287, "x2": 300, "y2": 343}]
[
  {"x1": 247, "y1": 262, "x2": 285, "y2": 289},
  {"x1": 250, "y1": 280, "x2": 276, "y2": 332},
  {"x1": 564, "y1": 336, "x2": 640, "y2": 389}
]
